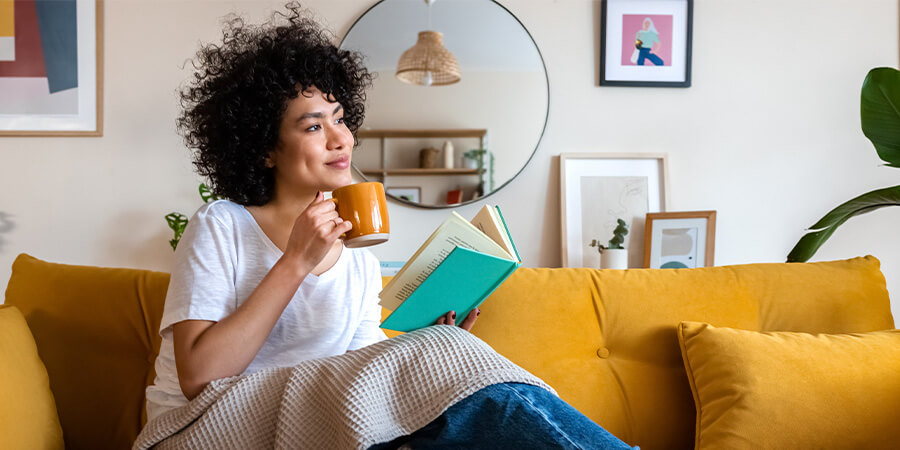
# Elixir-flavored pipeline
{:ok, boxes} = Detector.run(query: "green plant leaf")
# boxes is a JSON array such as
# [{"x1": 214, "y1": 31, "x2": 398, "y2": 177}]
[
  {"x1": 199, "y1": 183, "x2": 219, "y2": 203},
  {"x1": 165, "y1": 212, "x2": 188, "y2": 232},
  {"x1": 787, "y1": 185, "x2": 900, "y2": 262},
  {"x1": 861, "y1": 67, "x2": 900, "y2": 167},
  {"x1": 165, "y1": 212, "x2": 189, "y2": 251}
]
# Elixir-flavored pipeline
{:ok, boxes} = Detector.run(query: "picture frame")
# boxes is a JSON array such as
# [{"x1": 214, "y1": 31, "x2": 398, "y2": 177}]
[
  {"x1": 560, "y1": 153, "x2": 669, "y2": 268},
  {"x1": 0, "y1": 0, "x2": 104, "y2": 136},
  {"x1": 599, "y1": 0, "x2": 693, "y2": 87},
  {"x1": 643, "y1": 211, "x2": 716, "y2": 269},
  {"x1": 386, "y1": 186, "x2": 421, "y2": 203}
]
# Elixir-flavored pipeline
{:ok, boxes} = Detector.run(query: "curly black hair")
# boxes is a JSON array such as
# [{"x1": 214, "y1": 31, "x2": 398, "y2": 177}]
[{"x1": 177, "y1": 2, "x2": 374, "y2": 206}]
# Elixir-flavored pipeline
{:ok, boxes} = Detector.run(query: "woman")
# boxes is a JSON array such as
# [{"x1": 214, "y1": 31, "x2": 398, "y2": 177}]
[
  {"x1": 145, "y1": 3, "x2": 634, "y2": 448},
  {"x1": 635, "y1": 17, "x2": 665, "y2": 66}
]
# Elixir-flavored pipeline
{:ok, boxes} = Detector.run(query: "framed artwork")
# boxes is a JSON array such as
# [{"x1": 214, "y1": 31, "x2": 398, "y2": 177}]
[
  {"x1": 599, "y1": 0, "x2": 693, "y2": 87},
  {"x1": 643, "y1": 211, "x2": 716, "y2": 269},
  {"x1": 387, "y1": 186, "x2": 421, "y2": 203},
  {"x1": 560, "y1": 153, "x2": 669, "y2": 268},
  {"x1": 0, "y1": 0, "x2": 104, "y2": 136}
]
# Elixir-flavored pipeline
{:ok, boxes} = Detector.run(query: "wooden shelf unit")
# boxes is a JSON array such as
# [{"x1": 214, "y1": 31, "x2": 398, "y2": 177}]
[
  {"x1": 360, "y1": 168, "x2": 483, "y2": 177},
  {"x1": 354, "y1": 128, "x2": 489, "y2": 203},
  {"x1": 355, "y1": 128, "x2": 488, "y2": 175},
  {"x1": 357, "y1": 129, "x2": 487, "y2": 140}
]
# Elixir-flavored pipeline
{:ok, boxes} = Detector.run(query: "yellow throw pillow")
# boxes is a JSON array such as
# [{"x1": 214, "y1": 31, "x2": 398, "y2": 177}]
[
  {"x1": 678, "y1": 321, "x2": 900, "y2": 450},
  {"x1": 0, "y1": 305, "x2": 64, "y2": 449}
]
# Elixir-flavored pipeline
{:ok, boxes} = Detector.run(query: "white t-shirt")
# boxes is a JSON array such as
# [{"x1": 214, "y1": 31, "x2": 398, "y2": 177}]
[{"x1": 144, "y1": 200, "x2": 387, "y2": 421}]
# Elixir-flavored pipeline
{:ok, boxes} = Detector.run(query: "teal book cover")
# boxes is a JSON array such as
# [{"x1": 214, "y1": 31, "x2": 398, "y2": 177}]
[{"x1": 380, "y1": 246, "x2": 520, "y2": 332}]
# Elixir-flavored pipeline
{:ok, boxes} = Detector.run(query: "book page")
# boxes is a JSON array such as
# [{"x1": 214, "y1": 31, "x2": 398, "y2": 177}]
[
  {"x1": 379, "y1": 212, "x2": 512, "y2": 311},
  {"x1": 470, "y1": 205, "x2": 517, "y2": 260}
]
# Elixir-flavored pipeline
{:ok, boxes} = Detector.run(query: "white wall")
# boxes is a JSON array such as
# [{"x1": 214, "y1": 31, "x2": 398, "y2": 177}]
[{"x1": 1, "y1": 0, "x2": 897, "y2": 322}]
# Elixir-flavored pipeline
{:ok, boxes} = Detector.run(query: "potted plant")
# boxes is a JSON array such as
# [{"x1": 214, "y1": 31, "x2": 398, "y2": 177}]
[
  {"x1": 590, "y1": 218, "x2": 629, "y2": 269},
  {"x1": 462, "y1": 149, "x2": 487, "y2": 170},
  {"x1": 788, "y1": 67, "x2": 900, "y2": 262}
]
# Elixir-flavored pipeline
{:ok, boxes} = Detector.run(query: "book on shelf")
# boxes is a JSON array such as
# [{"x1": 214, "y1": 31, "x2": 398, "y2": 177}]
[{"x1": 379, "y1": 205, "x2": 522, "y2": 332}]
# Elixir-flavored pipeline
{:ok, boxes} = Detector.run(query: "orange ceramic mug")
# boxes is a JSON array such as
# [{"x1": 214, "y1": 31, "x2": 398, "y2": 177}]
[{"x1": 328, "y1": 182, "x2": 390, "y2": 248}]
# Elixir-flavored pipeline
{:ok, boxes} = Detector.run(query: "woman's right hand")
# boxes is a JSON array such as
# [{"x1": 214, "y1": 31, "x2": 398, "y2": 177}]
[
  {"x1": 436, "y1": 309, "x2": 480, "y2": 331},
  {"x1": 282, "y1": 191, "x2": 352, "y2": 274}
]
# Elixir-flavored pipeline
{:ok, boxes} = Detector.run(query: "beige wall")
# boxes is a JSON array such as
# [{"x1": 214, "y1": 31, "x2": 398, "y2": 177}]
[
  {"x1": 358, "y1": 69, "x2": 547, "y2": 199},
  {"x1": 1, "y1": 0, "x2": 897, "y2": 321}
]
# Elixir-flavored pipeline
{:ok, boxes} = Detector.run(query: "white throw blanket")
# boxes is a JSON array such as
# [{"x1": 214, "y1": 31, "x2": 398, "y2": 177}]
[{"x1": 133, "y1": 326, "x2": 555, "y2": 450}]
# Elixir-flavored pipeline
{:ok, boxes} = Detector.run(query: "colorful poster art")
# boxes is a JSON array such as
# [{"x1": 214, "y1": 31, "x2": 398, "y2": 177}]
[
  {"x1": 0, "y1": 0, "x2": 101, "y2": 135},
  {"x1": 600, "y1": 0, "x2": 692, "y2": 87},
  {"x1": 620, "y1": 14, "x2": 673, "y2": 67}
]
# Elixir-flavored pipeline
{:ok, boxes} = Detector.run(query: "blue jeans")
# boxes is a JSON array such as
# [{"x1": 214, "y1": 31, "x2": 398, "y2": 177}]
[
  {"x1": 368, "y1": 383, "x2": 637, "y2": 449},
  {"x1": 637, "y1": 48, "x2": 664, "y2": 66}
]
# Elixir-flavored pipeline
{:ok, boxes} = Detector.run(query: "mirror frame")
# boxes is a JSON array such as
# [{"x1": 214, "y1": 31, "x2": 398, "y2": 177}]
[{"x1": 340, "y1": 0, "x2": 550, "y2": 209}]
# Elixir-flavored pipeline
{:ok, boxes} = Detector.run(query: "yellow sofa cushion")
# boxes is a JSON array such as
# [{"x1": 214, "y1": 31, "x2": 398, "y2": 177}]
[
  {"x1": 678, "y1": 321, "x2": 900, "y2": 449},
  {"x1": 469, "y1": 257, "x2": 893, "y2": 449},
  {"x1": 0, "y1": 305, "x2": 64, "y2": 450},
  {"x1": 4, "y1": 254, "x2": 170, "y2": 450}
]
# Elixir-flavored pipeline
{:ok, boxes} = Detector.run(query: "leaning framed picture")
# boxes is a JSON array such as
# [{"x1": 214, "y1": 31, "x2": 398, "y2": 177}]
[
  {"x1": 0, "y1": 0, "x2": 104, "y2": 136},
  {"x1": 599, "y1": 0, "x2": 693, "y2": 87},
  {"x1": 386, "y1": 186, "x2": 421, "y2": 203},
  {"x1": 643, "y1": 211, "x2": 716, "y2": 269},
  {"x1": 560, "y1": 153, "x2": 669, "y2": 268}
]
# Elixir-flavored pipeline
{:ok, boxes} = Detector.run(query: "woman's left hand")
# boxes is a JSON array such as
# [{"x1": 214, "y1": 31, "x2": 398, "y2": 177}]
[{"x1": 436, "y1": 308, "x2": 480, "y2": 331}]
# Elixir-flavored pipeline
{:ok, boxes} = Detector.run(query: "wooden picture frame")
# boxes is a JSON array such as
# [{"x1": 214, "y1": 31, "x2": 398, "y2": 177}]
[
  {"x1": 0, "y1": 0, "x2": 104, "y2": 136},
  {"x1": 599, "y1": 0, "x2": 693, "y2": 87},
  {"x1": 386, "y1": 186, "x2": 422, "y2": 203},
  {"x1": 560, "y1": 153, "x2": 669, "y2": 268},
  {"x1": 643, "y1": 210, "x2": 716, "y2": 268}
]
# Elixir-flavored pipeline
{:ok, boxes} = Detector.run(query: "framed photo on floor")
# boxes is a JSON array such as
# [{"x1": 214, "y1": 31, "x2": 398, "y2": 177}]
[
  {"x1": 0, "y1": 0, "x2": 104, "y2": 136},
  {"x1": 560, "y1": 153, "x2": 669, "y2": 268},
  {"x1": 643, "y1": 211, "x2": 716, "y2": 268},
  {"x1": 599, "y1": 0, "x2": 693, "y2": 87}
]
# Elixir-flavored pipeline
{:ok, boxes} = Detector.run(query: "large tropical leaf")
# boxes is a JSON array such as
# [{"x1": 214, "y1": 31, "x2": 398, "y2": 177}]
[
  {"x1": 861, "y1": 68, "x2": 900, "y2": 167},
  {"x1": 787, "y1": 185, "x2": 900, "y2": 262}
]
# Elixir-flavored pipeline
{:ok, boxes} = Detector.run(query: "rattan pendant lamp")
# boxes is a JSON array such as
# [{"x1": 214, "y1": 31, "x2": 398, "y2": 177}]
[{"x1": 396, "y1": 0, "x2": 461, "y2": 86}]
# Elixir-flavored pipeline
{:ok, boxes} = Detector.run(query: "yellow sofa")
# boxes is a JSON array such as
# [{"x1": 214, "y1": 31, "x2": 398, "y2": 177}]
[{"x1": 3, "y1": 253, "x2": 895, "y2": 449}]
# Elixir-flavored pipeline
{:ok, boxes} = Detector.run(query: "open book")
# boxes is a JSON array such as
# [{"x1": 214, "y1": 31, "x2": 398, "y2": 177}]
[{"x1": 379, "y1": 205, "x2": 521, "y2": 332}]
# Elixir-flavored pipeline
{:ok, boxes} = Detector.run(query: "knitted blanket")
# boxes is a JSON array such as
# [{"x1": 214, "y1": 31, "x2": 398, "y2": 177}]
[{"x1": 133, "y1": 326, "x2": 555, "y2": 450}]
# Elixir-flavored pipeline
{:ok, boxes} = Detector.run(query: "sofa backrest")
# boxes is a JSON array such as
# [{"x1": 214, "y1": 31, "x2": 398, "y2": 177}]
[
  {"x1": 469, "y1": 256, "x2": 894, "y2": 449},
  {"x1": 4, "y1": 254, "x2": 894, "y2": 449},
  {"x1": 5, "y1": 254, "x2": 169, "y2": 450}
]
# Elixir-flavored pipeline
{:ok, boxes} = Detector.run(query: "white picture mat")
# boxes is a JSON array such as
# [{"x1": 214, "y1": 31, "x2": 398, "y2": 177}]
[
  {"x1": 0, "y1": 37, "x2": 14, "y2": 61},
  {"x1": 387, "y1": 187, "x2": 421, "y2": 202},
  {"x1": 0, "y1": 0, "x2": 97, "y2": 131},
  {"x1": 648, "y1": 217, "x2": 707, "y2": 268},
  {"x1": 604, "y1": 0, "x2": 688, "y2": 82},
  {"x1": 563, "y1": 156, "x2": 666, "y2": 268}
]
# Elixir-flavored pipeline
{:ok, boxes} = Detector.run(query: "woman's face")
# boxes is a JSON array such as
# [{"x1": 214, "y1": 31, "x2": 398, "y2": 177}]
[
  {"x1": 643, "y1": 20, "x2": 651, "y2": 30},
  {"x1": 268, "y1": 86, "x2": 354, "y2": 195}
]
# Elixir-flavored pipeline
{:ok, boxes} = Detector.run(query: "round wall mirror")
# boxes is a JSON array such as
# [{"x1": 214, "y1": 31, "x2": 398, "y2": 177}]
[{"x1": 340, "y1": 0, "x2": 549, "y2": 208}]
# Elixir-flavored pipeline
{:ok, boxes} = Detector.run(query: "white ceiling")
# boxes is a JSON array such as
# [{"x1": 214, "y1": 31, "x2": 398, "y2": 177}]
[{"x1": 340, "y1": 0, "x2": 545, "y2": 72}]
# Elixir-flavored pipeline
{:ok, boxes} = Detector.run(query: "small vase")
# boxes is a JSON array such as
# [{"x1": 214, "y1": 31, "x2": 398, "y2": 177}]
[
  {"x1": 600, "y1": 249, "x2": 628, "y2": 270},
  {"x1": 442, "y1": 140, "x2": 454, "y2": 168}
]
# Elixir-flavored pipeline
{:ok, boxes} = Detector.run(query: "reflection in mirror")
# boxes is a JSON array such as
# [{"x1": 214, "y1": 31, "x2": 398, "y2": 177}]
[{"x1": 341, "y1": 0, "x2": 548, "y2": 208}]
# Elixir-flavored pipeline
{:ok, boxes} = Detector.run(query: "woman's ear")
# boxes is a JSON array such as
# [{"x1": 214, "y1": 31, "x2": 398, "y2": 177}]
[{"x1": 264, "y1": 154, "x2": 275, "y2": 168}]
